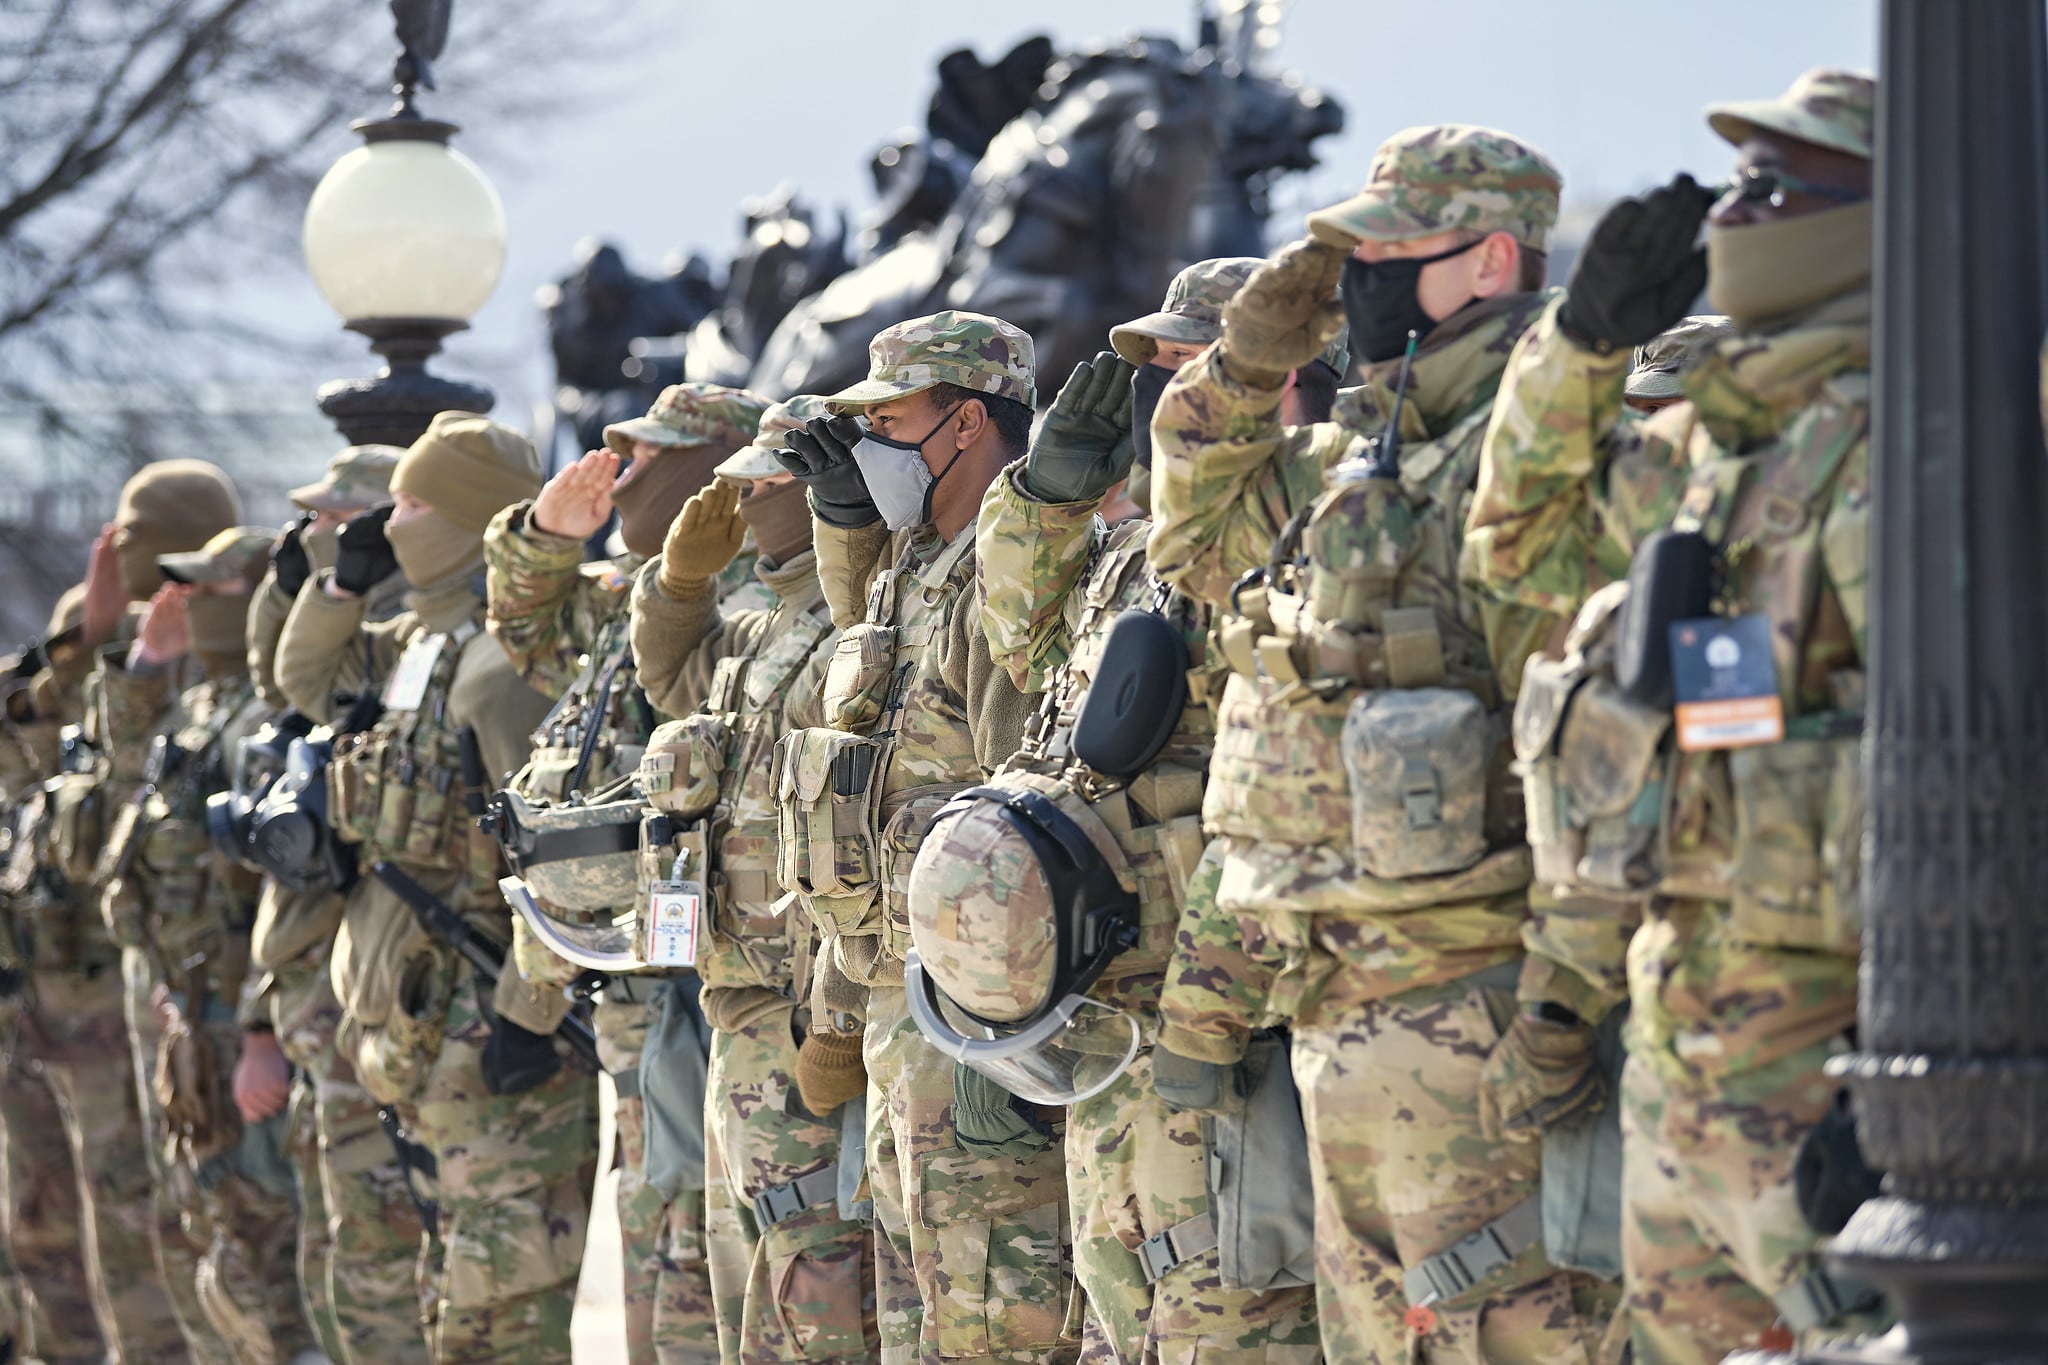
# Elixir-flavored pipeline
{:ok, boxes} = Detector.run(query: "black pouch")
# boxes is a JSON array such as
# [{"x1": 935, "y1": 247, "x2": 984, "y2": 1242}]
[
  {"x1": 1615, "y1": 528, "x2": 1714, "y2": 709},
  {"x1": 1071, "y1": 611, "x2": 1189, "y2": 778}
]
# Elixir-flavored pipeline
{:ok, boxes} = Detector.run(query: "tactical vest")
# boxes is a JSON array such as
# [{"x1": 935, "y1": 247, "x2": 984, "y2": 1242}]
[
  {"x1": 514, "y1": 611, "x2": 656, "y2": 805},
  {"x1": 998, "y1": 529, "x2": 1217, "y2": 992},
  {"x1": 1205, "y1": 402, "x2": 1530, "y2": 914},
  {"x1": 775, "y1": 530, "x2": 979, "y2": 968},
  {"x1": 328, "y1": 619, "x2": 495, "y2": 893},
  {"x1": 102, "y1": 677, "x2": 262, "y2": 999},
  {"x1": 1514, "y1": 375, "x2": 1869, "y2": 955},
  {"x1": 642, "y1": 596, "x2": 834, "y2": 999}
]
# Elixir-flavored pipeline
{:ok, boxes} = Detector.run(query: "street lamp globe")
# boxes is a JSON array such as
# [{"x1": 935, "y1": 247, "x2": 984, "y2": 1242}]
[{"x1": 303, "y1": 134, "x2": 506, "y2": 327}]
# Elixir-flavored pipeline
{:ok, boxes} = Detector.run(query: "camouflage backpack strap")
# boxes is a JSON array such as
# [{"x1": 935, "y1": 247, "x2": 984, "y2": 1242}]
[{"x1": 742, "y1": 601, "x2": 835, "y2": 715}]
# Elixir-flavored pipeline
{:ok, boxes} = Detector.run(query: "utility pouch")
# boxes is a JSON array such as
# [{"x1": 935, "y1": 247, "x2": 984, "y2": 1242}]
[
  {"x1": 1513, "y1": 653, "x2": 1587, "y2": 890},
  {"x1": 155, "y1": 1012, "x2": 231, "y2": 1163},
  {"x1": 639, "y1": 975, "x2": 711, "y2": 1201},
  {"x1": 357, "y1": 946, "x2": 454, "y2": 1106},
  {"x1": 1615, "y1": 528, "x2": 1714, "y2": 709},
  {"x1": 1539, "y1": 1006, "x2": 1627, "y2": 1281},
  {"x1": 1341, "y1": 688, "x2": 1491, "y2": 880},
  {"x1": 1070, "y1": 611, "x2": 1189, "y2": 778},
  {"x1": 326, "y1": 731, "x2": 379, "y2": 845},
  {"x1": 774, "y1": 728, "x2": 883, "y2": 916},
  {"x1": 879, "y1": 785, "x2": 972, "y2": 961},
  {"x1": 821, "y1": 624, "x2": 898, "y2": 733},
  {"x1": 46, "y1": 771, "x2": 102, "y2": 885},
  {"x1": 1204, "y1": 1030, "x2": 1316, "y2": 1291},
  {"x1": 1559, "y1": 682, "x2": 1671, "y2": 894},
  {"x1": 1725, "y1": 736, "x2": 1861, "y2": 952},
  {"x1": 638, "y1": 714, "x2": 730, "y2": 821}
]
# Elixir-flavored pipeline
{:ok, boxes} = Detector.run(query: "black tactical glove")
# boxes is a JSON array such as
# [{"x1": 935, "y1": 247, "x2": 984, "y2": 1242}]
[
  {"x1": 480, "y1": 1015, "x2": 563, "y2": 1096},
  {"x1": 333, "y1": 504, "x2": 400, "y2": 596},
  {"x1": 778, "y1": 415, "x2": 881, "y2": 529},
  {"x1": 1021, "y1": 351, "x2": 1137, "y2": 504},
  {"x1": 1558, "y1": 172, "x2": 1718, "y2": 355},
  {"x1": 1794, "y1": 1089, "x2": 1885, "y2": 1235},
  {"x1": 271, "y1": 512, "x2": 315, "y2": 597},
  {"x1": 1151, "y1": 1043, "x2": 1239, "y2": 1114}
]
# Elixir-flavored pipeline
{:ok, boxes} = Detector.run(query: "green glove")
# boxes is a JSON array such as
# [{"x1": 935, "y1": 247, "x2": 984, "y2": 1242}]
[
  {"x1": 1219, "y1": 239, "x2": 1348, "y2": 389},
  {"x1": 1150, "y1": 1043, "x2": 1239, "y2": 1115},
  {"x1": 952, "y1": 1064, "x2": 1053, "y2": 1159},
  {"x1": 1477, "y1": 1010, "x2": 1606, "y2": 1142},
  {"x1": 1019, "y1": 351, "x2": 1137, "y2": 504}
]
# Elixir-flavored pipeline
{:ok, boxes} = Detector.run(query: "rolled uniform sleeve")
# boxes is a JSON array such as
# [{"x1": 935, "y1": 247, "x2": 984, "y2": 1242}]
[
  {"x1": 975, "y1": 461, "x2": 1107, "y2": 694},
  {"x1": 484, "y1": 501, "x2": 610, "y2": 698},
  {"x1": 1145, "y1": 347, "x2": 1348, "y2": 609}
]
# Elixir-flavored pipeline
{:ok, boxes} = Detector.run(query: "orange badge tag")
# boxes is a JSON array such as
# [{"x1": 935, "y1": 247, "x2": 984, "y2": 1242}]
[
  {"x1": 1403, "y1": 1304, "x2": 1438, "y2": 1336},
  {"x1": 1670, "y1": 615, "x2": 1785, "y2": 752}
]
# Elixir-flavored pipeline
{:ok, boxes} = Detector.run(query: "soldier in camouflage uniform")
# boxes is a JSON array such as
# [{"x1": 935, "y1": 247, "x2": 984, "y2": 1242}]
[
  {"x1": 1466, "y1": 71, "x2": 1879, "y2": 1363},
  {"x1": 484, "y1": 382, "x2": 774, "y2": 1364},
  {"x1": 916, "y1": 259, "x2": 1325, "y2": 1363},
  {"x1": 244, "y1": 444, "x2": 429, "y2": 1364},
  {"x1": 771, "y1": 314, "x2": 1071, "y2": 1365},
  {"x1": 630, "y1": 396, "x2": 880, "y2": 1363},
  {"x1": 283, "y1": 412, "x2": 592, "y2": 1363},
  {"x1": 96, "y1": 526, "x2": 317, "y2": 1362},
  {"x1": 1146, "y1": 128, "x2": 1613, "y2": 1362},
  {"x1": 0, "y1": 465, "x2": 238, "y2": 1361}
]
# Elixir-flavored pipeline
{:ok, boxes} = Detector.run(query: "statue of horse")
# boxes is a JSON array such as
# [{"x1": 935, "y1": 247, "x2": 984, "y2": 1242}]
[
  {"x1": 540, "y1": 239, "x2": 713, "y2": 457},
  {"x1": 743, "y1": 32, "x2": 1343, "y2": 404},
  {"x1": 680, "y1": 187, "x2": 850, "y2": 389}
]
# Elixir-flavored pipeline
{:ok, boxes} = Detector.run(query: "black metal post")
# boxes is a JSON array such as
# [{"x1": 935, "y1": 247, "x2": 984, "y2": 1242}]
[{"x1": 1778, "y1": 2, "x2": 2048, "y2": 1361}]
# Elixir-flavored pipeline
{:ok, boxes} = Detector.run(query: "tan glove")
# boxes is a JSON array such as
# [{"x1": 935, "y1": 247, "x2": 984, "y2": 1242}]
[
  {"x1": 658, "y1": 479, "x2": 747, "y2": 599},
  {"x1": 794, "y1": 1028, "x2": 867, "y2": 1116},
  {"x1": 1477, "y1": 1010, "x2": 1606, "y2": 1143},
  {"x1": 1219, "y1": 238, "x2": 1348, "y2": 389}
]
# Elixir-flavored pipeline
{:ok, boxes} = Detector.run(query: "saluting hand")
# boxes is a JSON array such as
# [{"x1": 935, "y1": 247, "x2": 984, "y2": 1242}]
[
  {"x1": 532, "y1": 449, "x2": 619, "y2": 540},
  {"x1": 658, "y1": 479, "x2": 748, "y2": 598},
  {"x1": 1220, "y1": 238, "x2": 1348, "y2": 386}
]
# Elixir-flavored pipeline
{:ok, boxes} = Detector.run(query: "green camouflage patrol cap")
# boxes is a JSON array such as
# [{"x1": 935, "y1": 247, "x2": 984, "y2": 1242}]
[
  {"x1": 826, "y1": 310, "x2": 1036, "y2": 412},
  {"x1": 157, "y1": 527, "x2": 276, "y2": 586},
  {"x1": 1307, "y1": 124, "x2": 1563, "y2": 254},
  {"x1": 1626, "y1": 315, "x2": 1735, "y2": 400},
  {"x1": 604, "y1": 383, "x2": 775, "y2": 458},
  {"x1": 1109, "y1": 257, "x2": 1262, "y2": 366},
  {"x1": 1707, "y1": 68, "x2": 1875, "y2": 161},
  {"x1": 714, "y1": 394, "x2": 830, "y2": 481},
  {"x1": 288, "y1": 445, "x2": 402, "y2": 514}
]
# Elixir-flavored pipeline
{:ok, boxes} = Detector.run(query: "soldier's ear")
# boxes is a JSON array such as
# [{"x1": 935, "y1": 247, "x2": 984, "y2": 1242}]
[
  {"x1": 951, "y1": 398, "x2": 988, "y2": 449},
  {"x1": 1472, "y1": 232, "x2": 1522, "y2": 301}
]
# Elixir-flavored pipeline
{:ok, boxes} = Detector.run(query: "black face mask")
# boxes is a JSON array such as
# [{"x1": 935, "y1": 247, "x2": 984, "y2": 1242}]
[
  {"x1": 1128, "y1": 363, "x2": 1174, "y2": 470},
  {"x1": 1340, "y1": 236, "x2": 1486, "y2": 364}
]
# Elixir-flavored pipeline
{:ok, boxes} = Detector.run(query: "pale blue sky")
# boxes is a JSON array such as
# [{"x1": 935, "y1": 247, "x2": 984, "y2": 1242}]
[{"x1": 281, "y1": 0, "x2": 1878, "y2": 421}]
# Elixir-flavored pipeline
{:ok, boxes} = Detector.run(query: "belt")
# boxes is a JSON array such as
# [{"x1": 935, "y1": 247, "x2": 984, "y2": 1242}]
[
  {"x1": 1136, "y1": 1210, "x2": 1219, "y2": 1283},
  {"x1": 753, "y1": 1164, "x2": 839, "y2": 1230},
  {"x1": 1773, "y1": 1266, "x2": 1880, "y2": 1330}
]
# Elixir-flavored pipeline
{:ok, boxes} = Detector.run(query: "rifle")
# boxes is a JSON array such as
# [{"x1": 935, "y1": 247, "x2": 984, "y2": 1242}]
[{"x1": 369, "y1": 858, "x2": 601, "y2": 1070}]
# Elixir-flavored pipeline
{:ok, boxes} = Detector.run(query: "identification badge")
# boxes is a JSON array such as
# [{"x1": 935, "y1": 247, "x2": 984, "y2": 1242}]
[
  {"x1": 643, "y1": 882, "x2": 702, "y2": 966},
  {"x1": 1669, "y1": 615, "x2": 1784, "y2": 751},
  {"x1": 383, "y1": 633, "x2": 447, "y2": 713}
]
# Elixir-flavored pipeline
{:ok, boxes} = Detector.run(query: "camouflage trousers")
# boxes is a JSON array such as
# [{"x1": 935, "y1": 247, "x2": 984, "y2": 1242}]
[
  {"x1": 1621, "y1": 904, "x2": 1864, "y2": 1365},
  {"x1": 406, "y1": 965, "x2": 597, "y2": 1364},
  {"x1": 121, "y1": 945, "x2": 313, "y2": 1364},
  {"x1": 594, "y1": 986, "x2": 720, "y2": 1364},
  {"x1": 1290, "y1": 939, "x2": 1604, "y2": 1364},
  {"x1": 704, "y1": 1002, "x2": 877, "y2": 1363},
  {"x1": 862, "y1": 983, "x2": 1083, "y2": 1365},
  {"x1": 273, "y1": 951, "x2": 432, "y2": 1365},
  {"x1": 1, "y1": 965, "x2": 185, "y2": 1362},
  {"x1": 1067, "y1": 1046, "x2": 1322, "y2": 1364}
]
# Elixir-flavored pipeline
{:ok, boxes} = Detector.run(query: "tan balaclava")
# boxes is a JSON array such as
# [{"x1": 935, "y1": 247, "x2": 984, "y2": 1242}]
[
  {"x1": 113, "y1": 461, "x2": 241, "y2": 601},
  {"x1": 387, "y1": 412, "x2": 544, "y2": 591}
]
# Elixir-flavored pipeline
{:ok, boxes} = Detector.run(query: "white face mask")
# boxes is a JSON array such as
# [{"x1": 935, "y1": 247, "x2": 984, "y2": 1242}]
[{"x1": 851, "y1": 404, "x2": 961, "y2": 531}]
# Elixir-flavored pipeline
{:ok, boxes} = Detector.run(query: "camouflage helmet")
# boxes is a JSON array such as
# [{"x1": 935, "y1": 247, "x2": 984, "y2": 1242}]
[
  {"x1": 714, "y1": 394, "x2": 831, "y2": 481},
  {"x1": 1707, "y1": 68, "x2": 1875, "y2": 161},
  {"x1": 1110, "y1": 257, "x2": 1263, "y2": 366},
  {"x1": 904, "y1": 772, "x2": 1143, "y2": 1105},
  {"x1": 289, "y1": 445, "x2": 402, "y2": 514},
  {"x1": 1626, "y1": 315, "x2": 1735, "y2": 401},
  {"x1": 604, "y1": 383, "x2": 775, "y2": 459},
  {"x1": 827, "y1": 310, "x2": 1036, "y2": 413},
  {"x1": 1307, "y1": 124, "x2": 1563, "y2": 254},
  {"x1": 157, "y1": 527, "x2": 276, "y2": 587}
]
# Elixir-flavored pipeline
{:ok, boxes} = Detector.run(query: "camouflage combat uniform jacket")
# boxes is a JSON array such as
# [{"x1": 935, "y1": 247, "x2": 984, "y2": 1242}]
[
  {"x1": 1466, "y1": 290, "x2": 1870, "y2": 1083},
  {"x1": 1146, "y1": 292, "x2": 1564, "y2": 1019}
]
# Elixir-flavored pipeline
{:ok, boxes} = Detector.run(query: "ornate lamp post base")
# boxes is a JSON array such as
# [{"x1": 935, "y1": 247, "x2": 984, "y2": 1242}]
[{"x1": 316, "y1": 317, "x2": 493, "y2": 447}]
